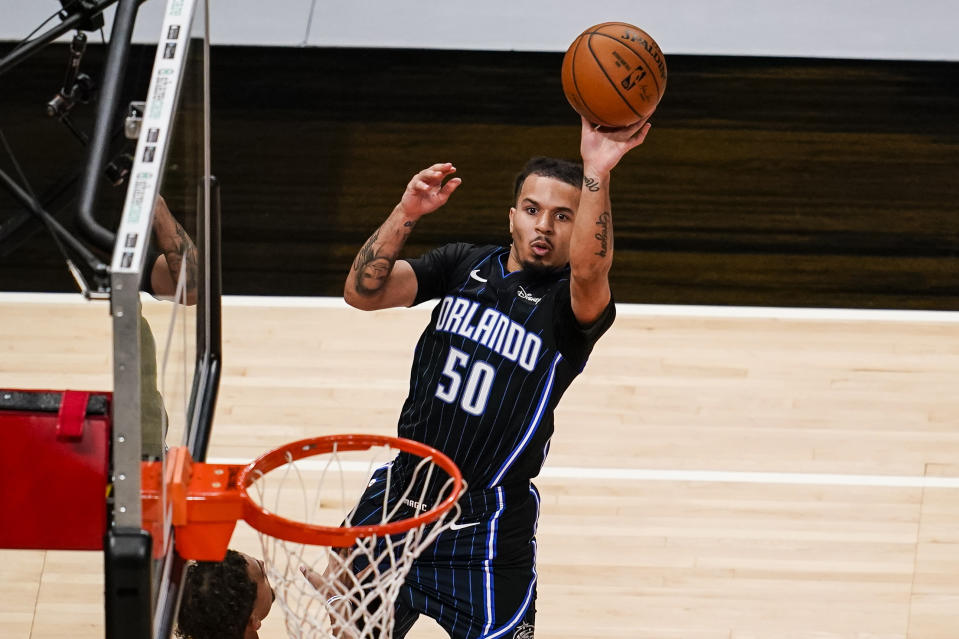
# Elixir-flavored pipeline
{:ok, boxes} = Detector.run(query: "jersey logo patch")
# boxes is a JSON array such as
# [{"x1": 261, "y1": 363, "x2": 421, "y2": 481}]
[
  {"x1": 512, "y1": 622, "x2": 534, "y2": 638},
  {"x1": 517, "y1": 286, "x2": 542, "y2": 304},
  {"x1": 470, "y1": 269, "x2": 488, "y2": 283}
]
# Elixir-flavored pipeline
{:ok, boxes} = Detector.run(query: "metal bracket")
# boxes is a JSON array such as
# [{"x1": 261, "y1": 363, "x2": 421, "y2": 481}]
[{"x1": 124, "y1": 101, "x2": 146, "y2": 140}]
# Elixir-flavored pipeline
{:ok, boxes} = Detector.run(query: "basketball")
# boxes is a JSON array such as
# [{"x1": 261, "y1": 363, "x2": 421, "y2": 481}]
[{"x1": 561, "y1": 22, "x2": 667, "y2": 128}]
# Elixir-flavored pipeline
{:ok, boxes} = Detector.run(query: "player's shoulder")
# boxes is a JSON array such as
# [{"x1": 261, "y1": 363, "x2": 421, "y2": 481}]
[
  {"x1": 421, "y1": 243, "x2": 505, "y2": 276},
  {"x1": 407, "y1": 243, "x2": 507, "y2": 305},
  {"x1": 436, "y1": 242, "x2": 502, "y2": 264}
]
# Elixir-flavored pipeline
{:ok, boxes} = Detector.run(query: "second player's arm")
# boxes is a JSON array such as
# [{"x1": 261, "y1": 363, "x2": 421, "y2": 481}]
[{"x1": 150, "y1": 195, "x2": 198, "y2": 305}]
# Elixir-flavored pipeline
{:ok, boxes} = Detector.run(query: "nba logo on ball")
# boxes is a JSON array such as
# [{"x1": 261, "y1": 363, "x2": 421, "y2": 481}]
[{"x1": 561, "y1": 22, "x2": 668, "y2": 128}]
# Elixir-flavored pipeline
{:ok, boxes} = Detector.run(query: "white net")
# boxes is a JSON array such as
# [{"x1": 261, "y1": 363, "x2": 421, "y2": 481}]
[{"x1": 246, "y1": 440, "x2": 462, "y2": 639}]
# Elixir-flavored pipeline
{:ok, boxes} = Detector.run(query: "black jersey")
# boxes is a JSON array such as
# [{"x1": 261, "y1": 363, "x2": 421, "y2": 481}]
[{"x1": 396, "y1": 243, "x2": 614, "y2": 491}]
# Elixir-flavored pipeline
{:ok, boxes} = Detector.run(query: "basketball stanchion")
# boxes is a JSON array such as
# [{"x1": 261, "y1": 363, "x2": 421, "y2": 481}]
[{"x1": 142, "y1": 434, "x2": 464, "y2": 638}]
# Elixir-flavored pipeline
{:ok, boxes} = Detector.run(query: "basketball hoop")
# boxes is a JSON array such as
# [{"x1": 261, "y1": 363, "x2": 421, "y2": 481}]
[{"x1": 142, "y1": 434, "x2": 464, "y2": 638}]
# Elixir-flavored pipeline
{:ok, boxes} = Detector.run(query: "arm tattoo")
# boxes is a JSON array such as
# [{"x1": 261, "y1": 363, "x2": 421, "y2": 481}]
[
  {"x1": 352, "y1": 228, "x2": 380, "y2": 273},
  {"x1": 593, "y1": 211, "x2": 611, "y2": 258},
  {"x1": 352, "y1": 228, "x2": 396, "y2": 296},
  {"x1": 583, "y1": 176, "x2": 601, "y2": 192}
]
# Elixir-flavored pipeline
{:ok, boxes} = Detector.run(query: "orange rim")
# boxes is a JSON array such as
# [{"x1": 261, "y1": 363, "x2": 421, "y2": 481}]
[{"x1": 235, "y1": 434, "x2": 463, "y2": 546}]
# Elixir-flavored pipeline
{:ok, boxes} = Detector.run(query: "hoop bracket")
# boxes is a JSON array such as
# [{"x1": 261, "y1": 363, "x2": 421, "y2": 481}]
[{"x1": 141, "y1": 447, "x2": 244, "y2": 561}]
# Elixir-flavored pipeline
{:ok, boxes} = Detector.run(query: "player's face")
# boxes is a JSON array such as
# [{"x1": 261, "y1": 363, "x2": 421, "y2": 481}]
[
  {"x1": 242, "y1": 553, "x2": 275, "y2": 638},
  {"x1": 507, "y1": 174, "x2": 580, "y2": 273}
]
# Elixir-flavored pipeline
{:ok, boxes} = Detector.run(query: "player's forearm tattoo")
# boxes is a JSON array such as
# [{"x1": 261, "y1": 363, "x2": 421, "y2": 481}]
[
  {"x1": 594, "y1": 211, "x2": 611, "y2": 258},
  {"x1": 352, "y1": 229, "x2": 380, "y2": 272},
  {"x1": 163, "y1": 222, "x2": 198, "y2": 294},
  {"x1": 583, "y1": 176, "x2": 601, "y2": 192},
  {"x1": 352, "y1": 228, "x2": 397, "y2": 296}
]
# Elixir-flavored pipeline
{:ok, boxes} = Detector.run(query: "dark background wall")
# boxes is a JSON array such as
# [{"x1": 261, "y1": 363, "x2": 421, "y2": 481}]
[{"x1": 1, "y1": 43, "x2": 958, "y2": 309}]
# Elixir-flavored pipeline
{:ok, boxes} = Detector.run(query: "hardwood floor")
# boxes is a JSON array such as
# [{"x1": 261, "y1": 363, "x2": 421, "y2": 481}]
[{"x1": 1, "y1": 294, "x2": 957, "y2": 638}]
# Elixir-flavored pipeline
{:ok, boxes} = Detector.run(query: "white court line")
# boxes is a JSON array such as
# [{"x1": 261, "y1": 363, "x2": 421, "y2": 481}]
[
  {"x1": 4, "y1": 292, "x2": 959, "y2": 323},
  {"x1": 206, "y1": 458, "x2": 959, "y2": 488}
]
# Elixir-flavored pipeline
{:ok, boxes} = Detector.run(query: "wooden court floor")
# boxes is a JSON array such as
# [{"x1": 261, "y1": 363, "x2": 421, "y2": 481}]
[{"x1": 1, "y1": 294, "x2": 957, "y2": 639}]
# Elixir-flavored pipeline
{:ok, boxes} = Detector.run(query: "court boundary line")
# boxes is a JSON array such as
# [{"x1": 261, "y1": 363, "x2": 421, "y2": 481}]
[
  {"x1": 4, "y1": 292, "x2": 959, "y2": 323},
  {"x1": 207, "y1": 458, "x2": 959, "y2": 488}
]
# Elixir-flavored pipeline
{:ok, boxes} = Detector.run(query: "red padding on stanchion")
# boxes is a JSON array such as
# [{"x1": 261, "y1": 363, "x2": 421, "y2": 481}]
[
  {"x1": 0, "y1": 390, "x2": 110, "y2": 551},
  {"x1": 56, "y1": 390, "x2": 89, "y2": 441}
]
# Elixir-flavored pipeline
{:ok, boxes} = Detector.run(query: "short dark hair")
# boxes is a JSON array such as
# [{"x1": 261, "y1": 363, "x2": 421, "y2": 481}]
[
  {"x1": 512, "y1": 157, "x2": 583, "y2": 202},
  {"x1": 175, "y1": 549, "x2": 257, "y2": 639}
]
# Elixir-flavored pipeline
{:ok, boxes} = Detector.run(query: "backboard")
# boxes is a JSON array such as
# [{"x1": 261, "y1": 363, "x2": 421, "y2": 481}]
[{"x1": 106, "y1": 0, "x2": 218, "y2": 637}]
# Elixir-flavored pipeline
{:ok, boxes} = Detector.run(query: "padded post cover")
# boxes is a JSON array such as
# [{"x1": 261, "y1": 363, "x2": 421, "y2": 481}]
[{"x1": 0, "y1": 389, "x2": 111, "y2": 550}]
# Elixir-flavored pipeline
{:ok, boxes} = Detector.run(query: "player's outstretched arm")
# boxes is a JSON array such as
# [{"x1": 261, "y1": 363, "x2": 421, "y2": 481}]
[
  {"x1": 569, "y1": 117, "x2": 650, "y2": 325},
  {"x1": 344, "y1": 163, "x2": 461, "y2": 311},
  {"x1": 149, "y1": 195, "x2": 198, "y2": 305}
]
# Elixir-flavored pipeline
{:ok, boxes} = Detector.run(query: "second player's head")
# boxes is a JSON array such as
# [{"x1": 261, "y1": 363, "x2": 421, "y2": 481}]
[
  {"x1": 176, "y1": 549, "x2": 275, "y2": 639},
  {"x1": 509, "y1": 157, "x2": 583, "y2": 275}
]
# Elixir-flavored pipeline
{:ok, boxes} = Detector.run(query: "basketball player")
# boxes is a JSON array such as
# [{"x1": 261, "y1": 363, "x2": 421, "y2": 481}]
[
  {"x1": 341, "y1": 115, "x2": 651, "y2": 638},
  {"x1": 175, "y1": 549, "x2": 275, "y2": 639}
]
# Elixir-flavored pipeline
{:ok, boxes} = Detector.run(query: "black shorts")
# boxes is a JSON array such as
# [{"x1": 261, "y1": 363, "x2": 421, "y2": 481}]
[{"x1": 349, "y1": 465, "x2": 539, "y2": 638}]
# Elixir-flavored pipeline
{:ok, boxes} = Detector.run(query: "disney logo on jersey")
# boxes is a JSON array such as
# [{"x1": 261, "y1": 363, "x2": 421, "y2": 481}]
[{"x1": 517, "y1": 286, "x2": 542, "y2": 304}]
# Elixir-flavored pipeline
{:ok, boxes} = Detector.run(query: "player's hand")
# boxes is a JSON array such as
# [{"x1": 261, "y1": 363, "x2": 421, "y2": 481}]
[
  {"x1": 580, "y1": 116, "x2": 651, "y2": 175},
  {"x1": 397, "y1": 163, "x2": 462, "y2": 219},
  {"x1": 300, "y1": 564, "x2": 324, "y2": 590}
]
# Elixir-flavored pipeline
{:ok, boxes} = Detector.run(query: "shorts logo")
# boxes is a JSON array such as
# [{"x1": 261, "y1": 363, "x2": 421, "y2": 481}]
[
  {"x1": 403, "y1": 498, "x2": 429, "y2": 511},
  {"x1": 512, "y1": 622, "x2": 534, "y2": 638}
]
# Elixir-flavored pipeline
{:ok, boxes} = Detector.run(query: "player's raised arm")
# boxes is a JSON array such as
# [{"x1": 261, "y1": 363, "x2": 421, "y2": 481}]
[
  {"x1": 149, "y1": 194, "x2": 198, "y2": 305},
  {"x1": 569, "y1": 117, "x2": 651, "y2": 325},
  {"x1": 344, "y1": 163, "x2": 461, "y2": 311}
]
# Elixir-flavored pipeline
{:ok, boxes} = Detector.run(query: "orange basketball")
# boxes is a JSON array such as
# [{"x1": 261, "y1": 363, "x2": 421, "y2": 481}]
[{"x1": 561, "y1": 22, "x2": 667, "y2": 128}]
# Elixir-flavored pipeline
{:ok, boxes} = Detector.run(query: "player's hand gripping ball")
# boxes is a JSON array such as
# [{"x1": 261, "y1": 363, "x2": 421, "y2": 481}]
[{"x1": 561, "y1": 22, "x2": 667, "y2": 128}]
